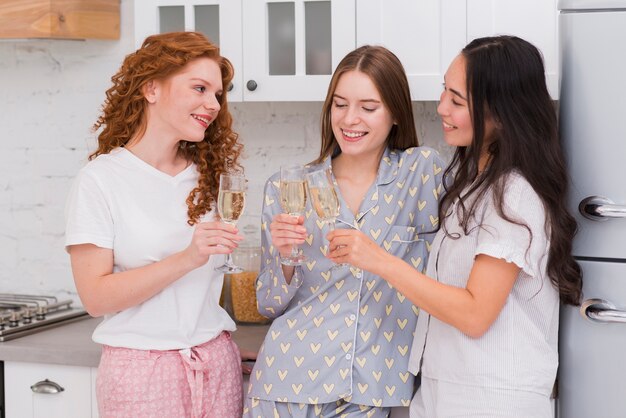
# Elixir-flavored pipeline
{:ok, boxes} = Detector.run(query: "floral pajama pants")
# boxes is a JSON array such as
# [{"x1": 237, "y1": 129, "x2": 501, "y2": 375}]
[{"x1": 96, "y1": 331, "x2": 243, "y2": 418}]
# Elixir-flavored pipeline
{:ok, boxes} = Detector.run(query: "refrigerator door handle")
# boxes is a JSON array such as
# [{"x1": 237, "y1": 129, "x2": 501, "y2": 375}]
[
  {"x1": 581, "y1": 298, "x2": 626, "y2": 323},
  {"x1": 579, "y1": 196, "x2": 626, "y2": 221}
]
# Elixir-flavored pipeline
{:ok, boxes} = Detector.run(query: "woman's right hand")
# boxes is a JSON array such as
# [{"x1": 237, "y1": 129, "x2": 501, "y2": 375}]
[
  {"x1": 269, "y1": 213, "x2": 307, "y2": 258},
  {"x1": 184, "y1": 221, "x2": 243, "y2": 269}
]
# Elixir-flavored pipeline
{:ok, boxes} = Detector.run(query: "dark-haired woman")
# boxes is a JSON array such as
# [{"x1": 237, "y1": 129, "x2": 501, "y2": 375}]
[
  {"x1": 65, "y1": 32, "x2": 246, "y2": 417},
  {"x1": 327, "y1": 35, "x2": 583, "y2": 417},
  {"x1": 245, "y1": 45, "x2": 444, "y2": 417}
]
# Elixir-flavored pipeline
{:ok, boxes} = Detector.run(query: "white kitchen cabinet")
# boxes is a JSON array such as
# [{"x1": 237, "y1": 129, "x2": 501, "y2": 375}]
[
  {"x1": 4, "y1": 361, "x2": 98, "y2": 418},
  {"x1": 134, "y1": 0, "x2": 355, "y2": 101},
  {"x1": 134, "y1": 1, "x2": 558, "y2": 101},
  {"x1": 356, "y1": 0, "x2": 559, "y2": 100},
  {"x1": 242, "y1": 0, "x2": 355, "y2": 101},
  {"x1": 356, "y1": 0, "x2": 467, "y2": 101},
  {"x1": 91, "y1": 368, "x2": 99, "y2": 418},
  {"x1": 467, "y1": 0, "x2": 559, "y2": 98},
  {"x1": 134, "y1": 0, "x2": 244, "y2": 100}
]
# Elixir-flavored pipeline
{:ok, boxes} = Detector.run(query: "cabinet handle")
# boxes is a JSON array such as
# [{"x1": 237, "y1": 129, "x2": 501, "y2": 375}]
[
  {"x1": 581, "y1": 298, "x2": 626, "y2": 324},
  {"x1": 246, "y1": 80, "x2": 258, "y2": 91},
  {"x1": 30, "y1": 379, "x2": 65, "y2": 394},
  {"x1": 227, "y1": 82, "x2": 234, "y2": 92},
  {"x1": 579, "y1": 196, "x2": 626, "y2": 221}
]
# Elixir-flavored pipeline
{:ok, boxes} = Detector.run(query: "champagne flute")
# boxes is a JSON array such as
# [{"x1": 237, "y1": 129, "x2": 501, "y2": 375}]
[
  {"x1": 215, "y1": 173, "x2": 247, "y2": 273},
  {"x1": 279, "y1": 165, "x2": 308, "y2": 265},
  {"x1": 305, "y1": 167, "x2": 348, "y2": 270}
]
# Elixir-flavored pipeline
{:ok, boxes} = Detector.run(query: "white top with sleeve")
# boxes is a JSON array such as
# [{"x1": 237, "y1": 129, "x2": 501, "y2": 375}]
[
  {"x1": 408, "y1": 172, "x2": 559, "y2": 397},
  {"x1": 65, "y1": 147, "x2": 236, "y2": 350}
]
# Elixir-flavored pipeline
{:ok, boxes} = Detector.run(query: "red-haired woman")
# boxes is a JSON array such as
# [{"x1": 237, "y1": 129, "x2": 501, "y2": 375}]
[{"x1": 65, "y1": 32, "x2": 246, "y2": 418}]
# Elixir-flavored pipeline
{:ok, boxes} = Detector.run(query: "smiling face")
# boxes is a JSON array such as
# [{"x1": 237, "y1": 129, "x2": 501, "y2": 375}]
[
  {"x1": 330, "y1": 70, "x2": 395, "y2": 159},
  {"x1": 437, "y1": 55, "x2": 474, "y2": 148},
  {"x1": 438, "y1": 54, "x2": 497, "y2": 154},
  {"x1": 146, "y1": 57, "x2": 223, "y2": 143}
]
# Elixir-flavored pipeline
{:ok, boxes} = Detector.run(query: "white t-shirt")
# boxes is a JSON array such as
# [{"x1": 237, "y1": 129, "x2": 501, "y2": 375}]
[
  {"x1": 65, "y1": 147, "x2": 236, "y2": 350},
  {"x1": 408, "y1": 172, "x2": 559, "y2": 398}
]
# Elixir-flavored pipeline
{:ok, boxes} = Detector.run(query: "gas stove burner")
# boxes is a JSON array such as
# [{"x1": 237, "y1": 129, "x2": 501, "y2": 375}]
[{"x1": 0, "y1": 293, "x2": 89, "y2": 342}]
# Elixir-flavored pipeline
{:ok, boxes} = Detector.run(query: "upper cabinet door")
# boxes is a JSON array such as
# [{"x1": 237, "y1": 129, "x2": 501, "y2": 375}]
[
  {"x1": 134, "y1": 0, "x2": 243, "y2": 101},
  {"x1": 356, "y1": 0, "x2": 467, "y2": 101},
  {"x1": 242, "y1": 0, "x2": 356, "y2": 101},
  {"x1": 467, "y1": 0, "x2": 559, "y2": 98},
  {"x1": 134, "y1": 1, "x2": 558, "y2": 101}
]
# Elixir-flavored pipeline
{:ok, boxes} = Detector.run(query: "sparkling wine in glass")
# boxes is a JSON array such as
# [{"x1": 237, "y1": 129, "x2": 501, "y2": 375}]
[
  {"x1": 279, "y1": 165, "x2": 308, "y2": 265},
  {"x1": 305, "y1": 168, "x2": 348, "y2": 270},
  {"x1": 215, "y1": 173, "x2": 246, "y2": 273}
]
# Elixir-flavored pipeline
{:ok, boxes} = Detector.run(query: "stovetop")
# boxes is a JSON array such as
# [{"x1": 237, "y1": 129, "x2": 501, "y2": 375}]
[{"x1": 0, "y1": 294, "x2": 88, "y2": 342}]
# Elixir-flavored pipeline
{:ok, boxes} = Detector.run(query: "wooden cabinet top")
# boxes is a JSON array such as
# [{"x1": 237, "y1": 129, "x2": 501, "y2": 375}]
[{"x1": 0, "y1": 0, "x2": 120, "y2": 40}]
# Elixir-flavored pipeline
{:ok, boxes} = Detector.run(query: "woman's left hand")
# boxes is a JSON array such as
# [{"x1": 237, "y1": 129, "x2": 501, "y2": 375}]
[
  {"x1": 327, "y1": 229, "x2": 388, "y2": 274},
  {"x1": 240, "y1": 348, "x2": 257, "y2": 375}
]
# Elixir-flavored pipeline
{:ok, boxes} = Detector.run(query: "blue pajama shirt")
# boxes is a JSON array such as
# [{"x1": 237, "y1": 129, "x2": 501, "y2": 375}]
[{"x1": 246, "y1": 146, "x2": 444, "y2": 408}]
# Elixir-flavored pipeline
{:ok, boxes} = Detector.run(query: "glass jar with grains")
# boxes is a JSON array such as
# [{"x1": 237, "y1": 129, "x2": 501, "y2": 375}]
[{"x1": 221, "y1": 244, "x2": 271, "y2": 324}]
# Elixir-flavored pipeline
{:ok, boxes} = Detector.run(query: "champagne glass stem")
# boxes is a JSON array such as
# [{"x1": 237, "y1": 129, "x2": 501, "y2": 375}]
[
  {"x1": 280, "y1": 214, "x2": 307, "y2": 266},
  {"x1": 215, "y1": 219, "x2": 244, "y2": 273},
  {"x1": 327, "y1": 219, "x2": 349, "y2": 271},
  {"x1": 289, "y1": 213, "x2": 301, "y2": 258}
]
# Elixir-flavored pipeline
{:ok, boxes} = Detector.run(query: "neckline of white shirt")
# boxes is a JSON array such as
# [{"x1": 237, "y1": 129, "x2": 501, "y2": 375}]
[{"x1": 118, "y1": 147, "x2": 196, "y2": 184}]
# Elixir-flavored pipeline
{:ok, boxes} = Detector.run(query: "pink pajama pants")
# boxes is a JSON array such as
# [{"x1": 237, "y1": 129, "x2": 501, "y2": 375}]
[{"x1": 96, "y1": 331, "x2": 243, "y2": 418}]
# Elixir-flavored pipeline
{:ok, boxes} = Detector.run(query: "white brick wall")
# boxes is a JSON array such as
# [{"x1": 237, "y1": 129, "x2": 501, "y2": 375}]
[{"x1": 0, "y1": 0, "x2": 451, "y2": 301}]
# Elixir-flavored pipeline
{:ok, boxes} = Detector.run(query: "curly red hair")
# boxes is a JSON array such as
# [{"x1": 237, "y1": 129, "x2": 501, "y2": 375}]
[{"x1": 91, "y1": 31, "x2": 242, "y2": 225}]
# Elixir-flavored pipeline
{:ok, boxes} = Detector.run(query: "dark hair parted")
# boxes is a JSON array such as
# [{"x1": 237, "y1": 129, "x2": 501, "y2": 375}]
[
  {"x1": 313, "y1": 45, "x2": 418, "y2": 163},
  {"x1": 90, "y1": 31, "x2": 242, "y2": 225},
  {"x1": 440, "y1": 35, "x2": 582, "y2": 305}
]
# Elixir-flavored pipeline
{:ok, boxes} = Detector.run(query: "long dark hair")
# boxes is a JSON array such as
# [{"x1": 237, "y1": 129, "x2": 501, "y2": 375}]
[
  {"x1": 440, "y1": 35, "x2": 582, "y2": 305},
  {"x1": 313, "y1": 45, "x2": 418, "y2": 163}
]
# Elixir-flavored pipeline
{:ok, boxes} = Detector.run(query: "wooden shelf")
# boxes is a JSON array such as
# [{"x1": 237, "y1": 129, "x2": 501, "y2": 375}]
[{"x1": 0, "y1": 0, "x2": 119, "y2": 40}]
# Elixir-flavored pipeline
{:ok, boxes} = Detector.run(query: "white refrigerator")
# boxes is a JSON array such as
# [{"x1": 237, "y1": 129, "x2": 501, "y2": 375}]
[{"x1": 558, "y1": 1, "x2": 626, "y2": 417}]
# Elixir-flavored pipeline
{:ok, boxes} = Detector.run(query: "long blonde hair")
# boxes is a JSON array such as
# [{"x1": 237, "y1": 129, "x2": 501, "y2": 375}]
[{"x1": 314, "y1": 45, "x2": 418, "y2": 163}]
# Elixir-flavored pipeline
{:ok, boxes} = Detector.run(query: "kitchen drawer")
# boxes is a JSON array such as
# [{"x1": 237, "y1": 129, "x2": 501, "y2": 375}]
[{"x1": 4, "y1": 361, "x2": 95, "y2": 418}]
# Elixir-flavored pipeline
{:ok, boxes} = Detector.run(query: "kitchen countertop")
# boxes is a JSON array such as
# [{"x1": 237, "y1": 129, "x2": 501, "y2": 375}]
[
  {"x1": 0, "y1": 317, "x2": 269, "y2": 367},
  {"x1": 0, "y1": 317, "x2": 410, "y2": 417}
]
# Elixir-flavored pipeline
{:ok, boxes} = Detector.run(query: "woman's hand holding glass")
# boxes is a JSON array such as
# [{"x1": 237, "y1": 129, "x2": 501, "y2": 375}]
[
  {"x1": 184, "y1": 220, "x2": 243, "y2": 270},
  {"x1": 278, "y1": 165, "x2": 308, "y2": 265},
  {"x1": 269, "y1": 213, "x2": 307, "y2": 264},
  {"x1": 215, "y1": 173, "x2": 247, "y2": 273},
  {"x1": 326, "y1": 228, "x2": 387, "y2": 275}
]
